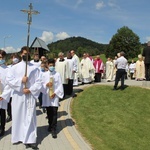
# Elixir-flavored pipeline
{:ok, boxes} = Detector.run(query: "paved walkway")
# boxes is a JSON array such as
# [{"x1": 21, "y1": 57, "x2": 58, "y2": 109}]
[{"x1": 0, "y1": 79, "x2": 148, "y2": 150}]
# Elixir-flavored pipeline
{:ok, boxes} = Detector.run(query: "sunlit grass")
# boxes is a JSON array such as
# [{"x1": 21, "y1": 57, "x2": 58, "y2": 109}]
[{"x1": 71, "y1": 85, "x2": 150, "y2": 150}]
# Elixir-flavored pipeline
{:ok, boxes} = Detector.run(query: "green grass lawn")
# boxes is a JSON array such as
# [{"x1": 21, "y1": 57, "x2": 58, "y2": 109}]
[{"x1": 71, "y1": 85, "x2": 150, "y2": 150}]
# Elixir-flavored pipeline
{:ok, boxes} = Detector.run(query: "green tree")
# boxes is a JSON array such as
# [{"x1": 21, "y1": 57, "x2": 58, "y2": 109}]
[{"x1": 106, "y1": 26, "x2": 141, "y2": 59}]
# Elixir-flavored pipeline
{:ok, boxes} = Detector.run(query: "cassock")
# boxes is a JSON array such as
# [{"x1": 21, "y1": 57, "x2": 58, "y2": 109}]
[
  {"x1": 40, "y1": 70, "x2": 64, "y2": 107},
  {"x1": 65, "y1": 57, "x2": 77, "y2": 95},
  {"x1": 93, "y1": 59, "x2": 104, "y2": 82},
  {"x1": 5, "y1": 60, "x2": 41, "y2": 144},
  {"x1": 55, "y1": 59, "x2": 69, "y2": 84},
  {"x1": 55, "y1": 58, "x2": 69, "y2": 97},
  {"x1": 80, "y1": 57, "x2": 95, "y2": 83}
]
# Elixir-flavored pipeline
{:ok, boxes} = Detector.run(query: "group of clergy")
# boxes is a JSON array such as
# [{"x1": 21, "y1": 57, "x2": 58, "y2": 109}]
[{"x1": 54, "y1": 51, "x2": 104, "y2": 99}]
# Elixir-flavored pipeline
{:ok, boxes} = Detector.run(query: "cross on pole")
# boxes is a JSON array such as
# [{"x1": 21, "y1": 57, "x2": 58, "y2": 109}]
[
  {"x1": 20, "y1": 3, "x2": 40, "y2": 87},
  {"x1": 21, "y1": 3, "x2": 40, "y2": 48}
]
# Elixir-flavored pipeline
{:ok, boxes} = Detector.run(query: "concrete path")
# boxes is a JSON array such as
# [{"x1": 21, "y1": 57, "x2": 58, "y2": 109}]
[{"x1": 0, "y1": 79, "x2": 148, "y2": 150}]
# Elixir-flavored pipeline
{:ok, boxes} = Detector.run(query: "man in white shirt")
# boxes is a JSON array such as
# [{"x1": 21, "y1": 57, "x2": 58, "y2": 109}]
[{"x1": 113, "y1": 51, "x2": 128, "y2": 90}]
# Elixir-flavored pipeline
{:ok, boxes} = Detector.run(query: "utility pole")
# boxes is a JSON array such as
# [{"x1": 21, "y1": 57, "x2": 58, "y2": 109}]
[{"x1": 3, "y1": 35, "x2": 11, "y2": 50}]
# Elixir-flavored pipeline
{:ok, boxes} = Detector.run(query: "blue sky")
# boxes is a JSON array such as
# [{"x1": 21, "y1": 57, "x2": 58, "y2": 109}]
[{"x1": 0, "y1": 0, "x2": 150, "y2": 53}]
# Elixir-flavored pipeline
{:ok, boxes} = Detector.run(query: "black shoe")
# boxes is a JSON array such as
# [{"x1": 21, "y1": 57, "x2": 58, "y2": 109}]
[
  {"x1": 0, "y1": 130, "x2": 5, "y2": 137},
  {"x1": 112, "y1": 88, "x2": 117, "y2": 90},
  {"x1": 6, "y1": 116, "x2": 12, "y2": 122},
  {"x1": 25, "y1": 144, "x2": 30, "y2": 149},
  {"x1": 52, "y1": 130, "x2": 57, "y2": 138},
  {"x1": 25, "y1": 144, "x2": 39, "y2": 150},
  {"x1": 72, "y1": 94, "x2": 77, "y2": 98},
  {"x1": 42, "y1": 108, "x2": 46, "y2": 113}
]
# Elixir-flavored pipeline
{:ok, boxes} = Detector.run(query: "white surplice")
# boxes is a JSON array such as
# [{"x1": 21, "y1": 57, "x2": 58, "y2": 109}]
[
  {"x1": 40, "y1": 70, "x2": 64, "y2": 107},
  {"x1": 65, "y1": 57, "x2": 77, "y2": 80},
  {"x1": 30, "y1": 60, "x2": 41, "y2": 68},
  {"x1": 72, "y1": 54, "x2": 80, "y2": 85},
  {"x1": 5, "y1": 60, "x2": 41, "y2": 144},
  {"x1": 55, "y1": 59, "x2": 69, "y2": 84},
  {"x1": 0, "y1": 64, "x2": 9, "y2": 109}
]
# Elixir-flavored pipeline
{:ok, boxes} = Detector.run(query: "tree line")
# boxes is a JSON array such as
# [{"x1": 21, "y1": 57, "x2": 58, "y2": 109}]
[
  {"x1": 47, "y1": 36, "x2": 108, "y2": 58},
  {"x1": 47, "y1": 26, "x2": 147, "y2": 60},
  {"x1": 5, "y1": 26, "x2": 147, "y2": 62}
]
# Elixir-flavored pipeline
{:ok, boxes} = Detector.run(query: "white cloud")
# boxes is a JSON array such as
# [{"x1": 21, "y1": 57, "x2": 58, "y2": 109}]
[
  {"x1": 76, "y1": 0, "x2": 83, "y2": 6},
  {"x1": 108, "y1": 0, "x2": 120, "y2": 9},
  {"x1": 40, "y1": 31, "x2": 54, "y2": 43},
  {"x1": 1, "y1": 46, "x2": 20, "y2": 53},
  {"x1": 39, "y1": 31, "x2": 70, "y2": 43},
  {"x1": 56, "y1": 32, "x2": 70, "y2": 40},
  {"x1": 96, "y1": 1, "x2": 105, "y2": 10},
  {"x1": 146, "y1": 37, "x2": 150, "y2": 42}
]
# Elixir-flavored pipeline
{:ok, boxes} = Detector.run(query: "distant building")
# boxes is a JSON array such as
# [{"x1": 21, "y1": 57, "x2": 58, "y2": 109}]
[{"x1": 30, "y1": 37, "x2": 50, "y2": 57}]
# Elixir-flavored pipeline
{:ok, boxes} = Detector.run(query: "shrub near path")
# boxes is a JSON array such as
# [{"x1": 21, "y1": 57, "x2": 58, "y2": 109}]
[{"x1": 71, "y1": 85, "x2": 150, "y2": 150}]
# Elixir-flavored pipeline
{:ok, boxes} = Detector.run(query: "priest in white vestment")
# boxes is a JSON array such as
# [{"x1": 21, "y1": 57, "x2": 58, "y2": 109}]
[
  {"x1": 1, "y1": 47, "x2": 41, "y2": 149},
  {"x1": 40, "y1": 58, "x2": 64, "y2": 138},
  {"x1": 105, "y1": 58, "x2": 114, "y2": 82},
  {"x1": 135, "y1": 54, "x2": 145, "y2": 81},
  {"x1": 80, "y1": 53, "x2": 95, "y2": 84},
  {"x1": 70, "y1": 50, "x2": 80, "y2": 85}
]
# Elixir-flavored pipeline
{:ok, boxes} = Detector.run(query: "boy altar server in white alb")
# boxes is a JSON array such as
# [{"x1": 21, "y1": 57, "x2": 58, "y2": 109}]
[
  {"x1": 1, "y1": 46, "x2": 42, "y2": 149},
  {"x1": 40, "y1": 58, "x2": 64, "y2": 138},
  {"x1": 0, "y1": 50, "x2": 10, "y2": 137}
]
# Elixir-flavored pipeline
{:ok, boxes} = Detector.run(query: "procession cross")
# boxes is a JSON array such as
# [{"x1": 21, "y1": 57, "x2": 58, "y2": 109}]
[{"x1": 21, "y1": 3, "x2": 40, "y2": 87}]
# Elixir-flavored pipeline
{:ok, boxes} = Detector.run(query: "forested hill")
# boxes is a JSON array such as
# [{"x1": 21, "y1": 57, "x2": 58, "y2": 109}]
[{"x1": 47, "y1": 36, "x2": 108, "y2": 57}]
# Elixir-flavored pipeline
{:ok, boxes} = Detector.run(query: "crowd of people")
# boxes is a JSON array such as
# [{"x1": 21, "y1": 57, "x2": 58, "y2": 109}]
[
  {"x1": 105, "y1": 54, "x2": 146, "y2": 82},
  {"x1": 0, "y1": 42, "x2": 150, "y2": 149}
]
